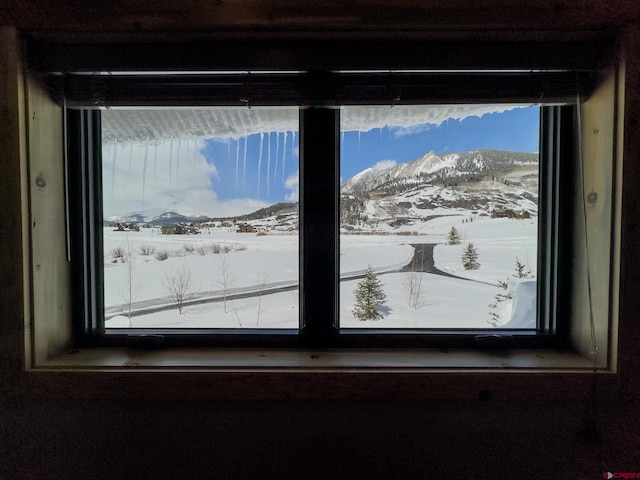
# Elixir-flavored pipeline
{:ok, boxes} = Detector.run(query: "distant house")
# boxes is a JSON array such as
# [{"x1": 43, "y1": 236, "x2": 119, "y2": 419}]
[
  {"x1": 161, "y1": 223, "x2": 199, "y2": 235},
  {"x1": 236, "y1": 224, "x2": 256, "y2": 233},
  {"x1": 491, "y1": 208, "x2": 531, "y2": 219},
  {"x1": 491, "y1": 208, "x2": 509, "y2": 218},
  {"x1": 113, "y1": 222, "x2": 140, "y2": 232}
]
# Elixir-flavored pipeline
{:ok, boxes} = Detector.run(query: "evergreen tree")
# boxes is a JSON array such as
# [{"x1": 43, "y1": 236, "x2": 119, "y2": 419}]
[
  {"x1": 352, "y1": 266, "x2": 387, "y2": 320},
  {"x1": 514, "y1": 257, "x2": 533, "y2": 278},
  {"x1": 462, "y1": 242, "x2": 480, "y2": 270},
  {"x1": 447, "y1": 226, "x2": 461, "y2": 245}
]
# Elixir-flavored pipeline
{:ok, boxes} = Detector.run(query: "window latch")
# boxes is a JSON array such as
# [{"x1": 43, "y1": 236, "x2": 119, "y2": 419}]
[
  {"x1": 474, "y1": 334, "x2": 514, "y2": 349},
  {"x1": 126, "y1": 334, "x2": 165, "y2": 349}
]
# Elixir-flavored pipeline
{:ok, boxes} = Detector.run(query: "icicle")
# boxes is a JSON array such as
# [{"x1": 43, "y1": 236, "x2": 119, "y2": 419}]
[
  {"x1": 340, "y1": 131, "x2": 345, "y2": 170},
  {"x1": 235, "y1": 137, "x2": 240, "y2": 192},
  {"x1": 292, "y1": 131, "x2": 297, "y2": 157},
  {"x1": 128, "y1": 142, "x2": 134, "y2": 173},
  {"x1": 110, "y1": 144, "x2": 117, "y2": 195},
  {"x1": 169, "y1": 138, "x2": 173, "y2": 186},
  {"x1": 257, "y1": 132, "x2": 264, "y2": 200},
  {"x1": 266, "y1": 132, "x2": 271, "y2": 199},
  {"x1": 243, "y1": 134, "x2": 248, "y2": 189},
  {"x1": 176, "y1": 138, "x2": 182, "y2": 185},
  {"x1": 282, "y1": 131, "x2": 288, "y2": 180},
  {"x1": 153, "y1": 141, "x2": 158, "y2": 185},
  {"x1": 142, "y1": 137, "x2": 149, "y2": 205},
  {"x1": 274, "y1": 131, "x2": 280, "y2": 182}
]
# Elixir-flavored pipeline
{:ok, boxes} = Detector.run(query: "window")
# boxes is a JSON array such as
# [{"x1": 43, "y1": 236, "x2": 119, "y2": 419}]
[
  {"x1": 339, "y1": 105, "x2": 540, "y2": 330},
  {"x1": 65, "y1": 95, "x2": 573, "y2": 348},
  {"x1": 31, "y1": 40, "x2": 612, "y2": 357},
  {"x1": 101, "y1": 107, "x2": 300, "y2": 330}
]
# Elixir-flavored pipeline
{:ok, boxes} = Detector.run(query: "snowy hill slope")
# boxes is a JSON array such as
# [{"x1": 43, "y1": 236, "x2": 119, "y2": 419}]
[{"x1": 341, "y1": 149, "x2": 537, "y2": 194}]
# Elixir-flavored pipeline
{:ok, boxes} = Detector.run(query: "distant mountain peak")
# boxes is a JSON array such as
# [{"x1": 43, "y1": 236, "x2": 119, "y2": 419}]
[{"x1": 341, "y1": 148, "x2": 537, "y2": 194}]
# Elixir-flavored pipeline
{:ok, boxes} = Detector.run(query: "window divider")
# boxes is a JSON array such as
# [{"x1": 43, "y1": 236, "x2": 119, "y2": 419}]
[{"x1": 299, "y1": 106, "x2": 340, "y2": 347}]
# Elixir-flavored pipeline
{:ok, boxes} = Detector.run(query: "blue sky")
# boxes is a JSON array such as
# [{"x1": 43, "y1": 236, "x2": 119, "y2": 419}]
[
  {"x1": 341, "y1": 106, "x2": 539, "y2": 181},
  {"x1": 201, "y1": 106, "x2": 539, "y2": 203},
  {"x1": 201, "y1": 131, "x2": 300, "y2": 205}
]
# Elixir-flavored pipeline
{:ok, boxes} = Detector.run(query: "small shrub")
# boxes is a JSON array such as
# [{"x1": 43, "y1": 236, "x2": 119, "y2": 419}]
[
  {"x1": 138, "y1": 244, "x2": 156, "y2": 256},
  {"x1": 111, "y1": 246, "x2": 125, "y2": 262},
  {"x1": 233, "y1": 243, "x2": 247, "y2": 252},
  {"x1": 155, "y1": 250, "x2": 170, "y2": 261},
  {"x1": 183, "y1": 244, "x2": 195, "y2": 254},
  {"x1": 195, "y1": 246, "x2": 209, "y2": 256}
]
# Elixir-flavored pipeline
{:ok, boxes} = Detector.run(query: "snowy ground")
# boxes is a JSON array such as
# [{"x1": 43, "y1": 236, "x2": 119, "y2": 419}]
[{"x1": 104, "y1": 214, "x2": 537, "y2": 329}]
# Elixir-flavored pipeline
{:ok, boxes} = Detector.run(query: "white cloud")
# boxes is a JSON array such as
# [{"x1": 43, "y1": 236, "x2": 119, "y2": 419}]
[
  {"x1": 284, "y1": 170, "x2": 299, "y2": 202},
  {"x1": 390, "y1": 123, "x2": 433, "y2": 138},
  {"x1": 373, "y1": 159, "x2": 397, "y2": 170},
  {"x1": 102, "y1": 139, "x2": 256, "y2": 217}
]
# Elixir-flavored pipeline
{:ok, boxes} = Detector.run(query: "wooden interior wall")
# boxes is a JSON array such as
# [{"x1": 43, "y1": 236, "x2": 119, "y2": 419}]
[{"x1": 1, "y1": 0, "x2": 639, "y2": 37}]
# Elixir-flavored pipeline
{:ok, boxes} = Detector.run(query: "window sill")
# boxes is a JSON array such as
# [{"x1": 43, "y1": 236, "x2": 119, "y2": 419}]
[
  {"x1": 18, "y1": 347, "x2": 615, "y2": 401},
  {"x1": 36, "y1": 347, "x2": 597, "y2": 371}
]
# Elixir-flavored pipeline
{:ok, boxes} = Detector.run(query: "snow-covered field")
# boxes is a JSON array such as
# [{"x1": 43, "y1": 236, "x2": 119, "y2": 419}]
[{"x1": 104, "y1": 213, "x2": 537, "y2": 329}]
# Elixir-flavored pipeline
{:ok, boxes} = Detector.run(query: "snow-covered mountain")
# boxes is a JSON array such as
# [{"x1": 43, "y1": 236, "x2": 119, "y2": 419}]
[
  {"x1": 105, "y1": 209, "x2": 208, "y2": 226},
  {"x1": 338, "y1": 148, "x2": 538, "y2": 231},
  {"x1": 341, "y1": 149, "x2": 537, "y2": 194},
  {"x1": 105, "y1": 148, "x2": 538, "y2": 232}
]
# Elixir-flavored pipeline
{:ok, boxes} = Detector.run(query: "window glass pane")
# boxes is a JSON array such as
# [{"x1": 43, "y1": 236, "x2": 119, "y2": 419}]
[
  {"x1": 102, "y1": 108, "x2": 299, "y2": 329},
  {"x1": 340, "y1": 105, "x2": 539, "y2": 329}
]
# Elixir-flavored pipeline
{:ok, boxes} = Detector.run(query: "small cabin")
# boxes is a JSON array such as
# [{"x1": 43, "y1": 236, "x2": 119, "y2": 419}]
[
  {"x1": 236, "y1": 224, "x2": 256, "y2": 233},
  {"x1": 162, "y1": 224, "x2": 199, "y2": 235}
]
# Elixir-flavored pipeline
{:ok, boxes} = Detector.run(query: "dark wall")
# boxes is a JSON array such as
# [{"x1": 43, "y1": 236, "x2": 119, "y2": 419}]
[{"x1": 2, "y1": 398, "x2": 639, "y2": 480}]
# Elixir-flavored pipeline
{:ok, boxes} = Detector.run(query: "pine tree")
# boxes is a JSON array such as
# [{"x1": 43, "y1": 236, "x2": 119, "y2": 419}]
[
  {"x1": 447, "y1": 226, "x2": 461, "y2": 245},
  {"x1": 462, "y1": 242, "x2": 480, "y2": 270},
  {"x1": 352, "y1": 266, "x2": 387, "y2": 320},
  {"x1": 514, "y1": 257, "x2": 533, "y2": 278}
]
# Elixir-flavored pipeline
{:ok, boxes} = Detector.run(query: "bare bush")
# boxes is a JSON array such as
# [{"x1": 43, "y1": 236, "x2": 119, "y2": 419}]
[
  {"x1": 216, "y1": 253, "x2": 236, "y2": 313},
  {"x1": 119, "y1": 238, "x2": 141, "y2": 325},
  {"x1": 111, "y1": 247, "x2": 125, "y2": 262},
  {"x1": 155, "y1": 250, "x2": 170, "y2": 261},
  {"x1": 163, "y1": 265, "x2": 193, "y2": 315},
  {"x1": 183, "y1": 244, "x2": 195, "y2": 254},
  {"x1": 138, "y1": 244, "x2": 156, "y2": 256},
  {"x1": 233, "y1": 243, "x2": 247, "y2": 252},
  {"x1": 195, "y1": 246, "x2": 209, "y2": 256},
  {"x1": 404, "y1": 248, "x2": 424, "y2": 309},
  {"x1": 404, "y1": 271, "x2": 423, "y2": 309},
  {"x1": 255, "y1": 273, "x2": 268, "y2": 327}
]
